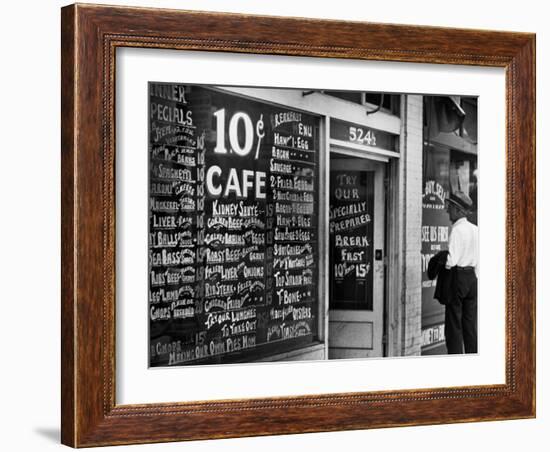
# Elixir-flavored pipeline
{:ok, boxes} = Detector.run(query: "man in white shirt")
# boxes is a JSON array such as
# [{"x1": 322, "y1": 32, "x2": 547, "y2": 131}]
[{"x1": 444, "y1": 191, "x2": 479, "y2": 354}]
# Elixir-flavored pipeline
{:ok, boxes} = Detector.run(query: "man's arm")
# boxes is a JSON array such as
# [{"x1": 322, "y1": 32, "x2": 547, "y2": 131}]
[{"x1": 446, "y1": 227, "x2": 458, "y2": 269}]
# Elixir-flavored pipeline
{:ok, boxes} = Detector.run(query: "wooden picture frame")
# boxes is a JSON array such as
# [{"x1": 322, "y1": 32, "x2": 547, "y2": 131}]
[{"x1": 61, "y1": 3, "x2": 535, "y2": 447}]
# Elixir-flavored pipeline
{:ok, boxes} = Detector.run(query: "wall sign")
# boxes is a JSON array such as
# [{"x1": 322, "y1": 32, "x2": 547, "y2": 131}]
[
  {"x1": 421, "y1": 145, "x2": 451, "y2": 345},
  {"x1": 329, "y1": 170, "x2": 374, "y2": 310},
  {"x1": 330, "y1": 118, "x2": 397, "y2": 151},
  {"x1": 149, "y1": 84, "x2": 320, "y2": 366}
]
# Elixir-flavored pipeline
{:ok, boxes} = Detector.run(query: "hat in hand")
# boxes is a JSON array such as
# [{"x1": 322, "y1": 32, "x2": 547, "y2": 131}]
[{"x1": 446, "y1": 190, "x2": 473, "y2": 212}]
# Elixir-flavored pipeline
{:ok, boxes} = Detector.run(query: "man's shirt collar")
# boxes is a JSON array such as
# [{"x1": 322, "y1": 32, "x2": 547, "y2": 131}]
[{"x1": 453, "y1": 217, "x2": 468, "y2": 226}]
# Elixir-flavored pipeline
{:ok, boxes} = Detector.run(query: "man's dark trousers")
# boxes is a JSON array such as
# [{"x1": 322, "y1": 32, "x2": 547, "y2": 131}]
[{"x1": 445, "y1": 268, "x2": 478, "y2": 354}]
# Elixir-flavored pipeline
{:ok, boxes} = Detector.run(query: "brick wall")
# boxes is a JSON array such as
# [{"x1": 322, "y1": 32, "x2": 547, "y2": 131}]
[{"x1": 401, "y1": 95, "x2": 423, "y2": 356}]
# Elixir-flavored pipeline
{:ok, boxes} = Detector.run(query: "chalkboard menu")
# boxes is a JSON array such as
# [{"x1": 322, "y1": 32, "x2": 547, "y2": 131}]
[
  {"x1": 329, "y1": 170, "x2": 374, "y2": 310},
  {"x1": 148, "y1": 84, "x2": 320, "y2": 366}
]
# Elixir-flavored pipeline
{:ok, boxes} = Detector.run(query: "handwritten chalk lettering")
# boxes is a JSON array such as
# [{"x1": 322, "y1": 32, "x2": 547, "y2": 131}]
[
  {"x1": 248, "y1": 251, "x2": 265, "y2": 262},
  {"x1": 243, "y1": 230, "x2": 266, "y2": 245},
  {"x1": 151, "y1": 145, "x2": 195, "y2": 161},
  {"x1": 283, "y1": 321, "x2": 312, "y2": 339},
  {"x1": 231, "y1": 308, "x2": 256, "y2": 322},
  {"x1": 150, "y1": 101, "x2": 193, "y2": 126},
  {"x1": 149, "y1": 198, "x2": 180, "y2": 212},
  {"x1": 204, "y1": 295, "x2": 248, "y2": 313},
  {"x1": 149, "y1": 283, "x2": 196, "y2": 304},
  {"x1": 330, "y1": 214, "x2": 371, "y2": 234},
  {"x1": 292, "y1": 306, "x2": 312, "y2": 320},
  {"x1": 151, "y1": 123, "x2": 196, "y2": 145},
  {"x1": 150, "y1": 84, "x2": 188, "y2": 104},
  {"x1": 149, "y1": 249, "x2": 196, "y2": 267},
  {"x1": 295, "y1": 136, "x2": 310, "y2": 150},
  {"x1": 214, "y1": 109, "x2": 261, "y2": 158},
  {"x1": 211, "y1": 200, "x2": 260, "y2": 217},
  {"x1": 151, "y1": 214, "x2": 179, "y2": 229},
  {"x1": 274, "y1": 132, "x2": 292, "y2": 146},
  {"x1": 273, "y1": 256, "x2": 311, "y2": 270},
  {"x1": 150, "y1": 305, "x2": 171, "y2": 320},
  {"x1": 175, "y1": 182, "x2": 195, "y2": 196},
  {"x1": 205, "y1": 232, "x2": 246, "y2": 246},
  {"x1": 334, "y1": 235, "x2": 370, "y2": 247},
  {"x1": 168, "y1": 348, "x2": 196, "y2": 365},
  {"x1": 273, "y1": 243, "x2": 313, "y2": 256},
  {"x1": 205, "y1": 264, "x2": 239, "y2": 281},
  {"x1": 171, "y1": 297, "x2": 195, "y2": 308},
  {"x1": 149, "y1": 268, "x2": 196, "y2": 287},
  {"x1": 242, "y1": 265, "x2": 265, "y2": 279},
  {"x1": 267, "y1": 324, "x2": 282, "y2": 341},
  {"x1": 275, "y1": 202, "x2": 314, "y2": 215},
  {"x1": 270, "y1": 159, "x2": 293, "y2": 174},
  {"x1": 172, "y1": 306, "x2": 195, "y2": 319},
  {"x1": 151, "y1": 164, "x2": 193, "y2": 181},
  {"x1": 226, "y1": 334, "x2": 256, "y2": 353},
  {"x1": 339, "y1": 249, "x2": 365, "y2": 262},
  {"x1": 150, "y1": 270, "x2": 166, "y2": 286},
  {"x1": 270, "y1": 305, "x2": 293, "y2": 320},
  {"x1": 206, "y1": 166, "x2": 266, "y2": 199},
  {"x1": 180, "y1": 197, "x2": 196, "y2": 212},
  {"x1": 229, "y1": 320, "x2": 257, "y2": 336},
  {"x1": 275, "y1": 215, "x2": 312, "y2": 228},
  {"x1": 273, "y1": 190, "x2": 314, "y2": 203},
  {"x1": 149, "y1": 231, "x2": 193, "y2": 248},
  {"x1": 205, "y1": 311, "x2": 231, "y2": 330},
  {"x1": 271, "y1": 111, "x2": 302, "y2": 129},
  {"x1": 206, "y1": 246, "x2": 260, "y2": 264},
  {"x1": 148, "y1": 87, "x2": 322, "y2": 366},
  {"x1": 272, "y1": 147, "x2": 290, "y2": 160},
  {"x1": 297, "y1": 123, "x2": 313, "y2": 138},
  {"x1": 274, "y1": 228, "x2": 312, "y2": 242},
  {"x1": 274, "y1": 270, "x2": 314, "y2": 288},
  {"x1": 269, "y1": 305, "x2": 312, "y2": 322},
  {"x1": 153, "y1": 340, "x2": 181, "y2": 358},
  {"x1": 333, "y1": 262, "x2": 370, "y2": 279},
  {"x1": 176, "y1": 154, "x2": 196, "y2": 166},
  {"x1": 270, "y1": 175, "x2": 314, "y2": 191},
  {"x1": 204, "y1": 282, "x2": 235, "y2": 298},
  {"x1": 266, "y1": 320, "x2": 312, "y2": 341},
  {"x1": 221, "y1": 320, "x2": 256, "y2": 340},
  {"x1": 329, "y1": 201, "x2": 367, "y2": 220},
  {"x1": 334, "y1": 187, "x2": 360, "y2": 200},
  {"x1": 150, "y1": 182, "x2": 175, "y2": 196},
  {"x1": 238, "y1": 201, "x2": 260, "y2": 217},
  {"x1": 237, "y1": 280, "x2": 254, "y2": 294},
  {"x1": 243, "y1": 217, "x2": 266, "y2": 229}
]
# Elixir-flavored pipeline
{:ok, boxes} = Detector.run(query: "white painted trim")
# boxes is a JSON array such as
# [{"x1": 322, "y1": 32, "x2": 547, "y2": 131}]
[
  {"x1": 330, "y1": 139, "x2": 400, "y2": 159},
  {"x1": 330, "y1": 146, "x2": 390, "y2": 162},
  {"x1": 220, "y1": 86, "x2": 402, "y2": 134}
]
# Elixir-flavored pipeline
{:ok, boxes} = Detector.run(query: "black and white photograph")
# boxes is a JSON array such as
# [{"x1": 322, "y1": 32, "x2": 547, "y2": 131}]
[
  {"x1": 148, "y1": 83, "x2": 479, "y2": 367},
  {"x1": 2, "y1": 0, "x2": 543, "y2": 450}
]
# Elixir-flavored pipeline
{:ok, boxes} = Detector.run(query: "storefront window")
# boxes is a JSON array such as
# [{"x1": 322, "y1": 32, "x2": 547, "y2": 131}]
[
  {"x1": 149, "y1": 84, "x2": 320, "y2": 366},
  {"x1": 329, "y1": 155, "x2": 375, "y2": 310},
  {"x1": 450, "y1": 150, "x2": 478, "y2": 225},
  {"x1": 421, "y1": 144, "x2": 451, "y2": 347}
]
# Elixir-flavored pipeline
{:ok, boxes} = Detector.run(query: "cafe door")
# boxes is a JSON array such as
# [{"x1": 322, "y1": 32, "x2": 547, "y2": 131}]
[{"x1": 328, "y1": 151, "x2": 386, "y2": 358}]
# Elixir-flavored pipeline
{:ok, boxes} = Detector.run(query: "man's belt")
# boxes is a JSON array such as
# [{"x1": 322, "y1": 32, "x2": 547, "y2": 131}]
[{"x1": 455, "y1": 266, "x2": 475, "y2": 271}]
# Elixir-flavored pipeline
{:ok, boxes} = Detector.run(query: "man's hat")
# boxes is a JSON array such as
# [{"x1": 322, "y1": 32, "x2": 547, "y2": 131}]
[{"x1": 446, "y1": 190, "x2": 473, "y2": 212}]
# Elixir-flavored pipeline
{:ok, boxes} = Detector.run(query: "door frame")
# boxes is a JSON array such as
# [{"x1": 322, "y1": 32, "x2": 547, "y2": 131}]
[{"x1": 327, "y1": 147, "x2": 388, "y2": 358}]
